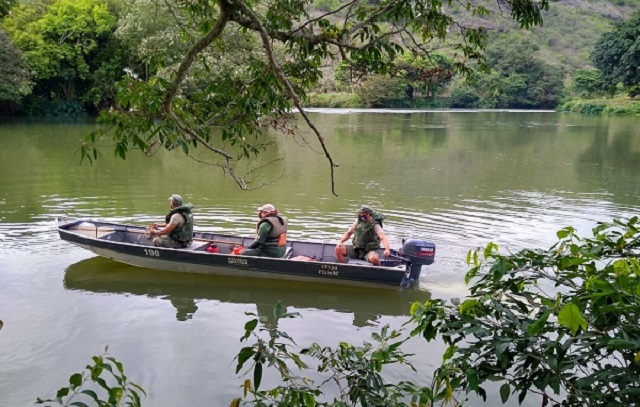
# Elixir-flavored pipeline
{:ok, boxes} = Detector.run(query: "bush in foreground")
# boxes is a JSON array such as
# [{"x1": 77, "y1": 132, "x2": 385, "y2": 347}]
[{"x1": 234, "y1": 218, "x2": 640, "y2": 406}]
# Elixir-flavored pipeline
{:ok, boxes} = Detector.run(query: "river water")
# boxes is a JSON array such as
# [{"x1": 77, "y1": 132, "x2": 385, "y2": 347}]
[{"x1": 0, "y1": 110, "x2": 638, "y2": 406}]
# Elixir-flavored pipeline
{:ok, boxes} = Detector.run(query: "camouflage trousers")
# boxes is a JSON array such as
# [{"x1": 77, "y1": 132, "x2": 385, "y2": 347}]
[{"x1": 153, "y1": 236, "x2": 187, "y2": 249}]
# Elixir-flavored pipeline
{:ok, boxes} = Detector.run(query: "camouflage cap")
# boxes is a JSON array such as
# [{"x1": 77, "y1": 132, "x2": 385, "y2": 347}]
[{"x1": 358, "y1": 205, "x2": 374, "y2": 214}]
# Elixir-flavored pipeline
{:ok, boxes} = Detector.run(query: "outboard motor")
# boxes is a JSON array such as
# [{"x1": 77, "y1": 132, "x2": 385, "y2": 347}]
[{"x1": 398, "y1": 239, "x2": 436, "y2": 287}]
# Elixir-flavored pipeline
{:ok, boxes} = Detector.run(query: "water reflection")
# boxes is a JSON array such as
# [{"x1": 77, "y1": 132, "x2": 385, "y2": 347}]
[{"x1": 63, "y1": 257, "x2": 431, "y2": 327}]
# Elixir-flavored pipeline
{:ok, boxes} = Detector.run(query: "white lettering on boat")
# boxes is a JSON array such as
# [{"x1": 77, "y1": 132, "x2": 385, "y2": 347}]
[
  {"x1": 319, "y1": 264, "x2": 339, "y2": 276},
  {"x1": 144, "y1": 249, "x2": 160, "y2": 257},
  {"x1": 228, "y1": 257, "x2": 248, "y2": 266}
]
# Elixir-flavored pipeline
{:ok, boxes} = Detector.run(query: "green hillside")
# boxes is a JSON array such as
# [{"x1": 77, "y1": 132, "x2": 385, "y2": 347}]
[
  {"x1": 447, "y1": 0, "x2": 640, "y2": 73},
  {"x1": 308, "y1": 1, "x2": 640, "y2": 110}
]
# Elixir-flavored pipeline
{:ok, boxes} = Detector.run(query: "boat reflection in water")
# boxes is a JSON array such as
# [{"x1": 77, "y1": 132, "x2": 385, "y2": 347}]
[{"x1": 64, "y1": 257, "x2": 431, "y2": 327}]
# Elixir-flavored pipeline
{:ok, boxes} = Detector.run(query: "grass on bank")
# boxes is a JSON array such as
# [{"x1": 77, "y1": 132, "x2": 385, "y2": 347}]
[{"x1": 559, "y1": 97, "x2": 640, "y2": 115}]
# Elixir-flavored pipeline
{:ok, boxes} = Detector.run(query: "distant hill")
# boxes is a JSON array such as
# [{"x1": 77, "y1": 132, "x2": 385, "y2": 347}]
[{"x1": 453, "y1": 0, "x2": 640, "y2": 74}]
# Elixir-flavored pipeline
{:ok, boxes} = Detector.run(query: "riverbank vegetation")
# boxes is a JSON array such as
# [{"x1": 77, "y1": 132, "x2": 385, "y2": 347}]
[
  {"x1": 560, "y1": 97, "x2": 640, "y2": 115},
  {"x1": 1, "y1": 0, "x2": 639, "y2": 118},
  {"x1": 36, "y1": 218, "x2": 640, "y2": 406}
]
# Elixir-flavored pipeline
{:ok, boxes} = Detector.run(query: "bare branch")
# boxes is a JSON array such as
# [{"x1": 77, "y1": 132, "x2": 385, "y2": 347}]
[
  {"x1": 162, "y1": 5, "x2": 229, "y2": 114},
  {"x1": 288, "y1": 0, "x2": 357, "y2": 37},
  {"x1": 229, "y1": 0, "x2": 339, "y2": 196},
  {"x1": 156, "y1": 2, "x2": 262, "y2": 188}
]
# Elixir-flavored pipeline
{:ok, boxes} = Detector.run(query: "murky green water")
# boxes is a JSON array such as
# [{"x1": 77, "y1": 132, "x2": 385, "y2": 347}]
[{"x1": 1, "y1": 110, "x2": 639, "y2": 406}]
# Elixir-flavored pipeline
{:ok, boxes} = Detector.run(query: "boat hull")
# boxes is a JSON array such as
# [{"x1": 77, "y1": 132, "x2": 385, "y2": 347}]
[{"x1": 57, "y1": 218, "x2": 434, "y2": 289}]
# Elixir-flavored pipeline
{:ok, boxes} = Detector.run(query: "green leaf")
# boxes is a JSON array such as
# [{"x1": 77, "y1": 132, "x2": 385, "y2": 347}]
[
  {"x1": 459, "y1": 299, "x2": 480, "y2": 315},
  {"x1": 466, "y1": 368, "x2": 479, "y2": 391},
  {"x1": 607, "y1": 339, "x2": 639, "y2": 349},
  {"x1": 500, "y1": 383, "x2": 510, "y2": 403},
  {"x1": 443, "y1": 345, "x2": 457, "y2": 361},
  {"x1": 465, "y1": 266, "x2": 479, "y2": 285},
  {"x1": 244, "y1": 319, "x2": 258, "y2": 333},
  {"x1": 69, "y1": 373, "x2": 82, "y2": 388},
  {"x1": 290, "y1": 353, "x2": 308, "y2": 369},
  {"x1": 495, "y1": 342, "x2": 510, "y2": 358},
  {"x1": 94, "y1": 377, "x2": 109, "y2": 391},
  {"x1": 527, "y1": 310, "x2": 551, "y2": 335},
  {"x1": 56, "y1": 387, "x2": 70, "y2": 399},
  {"x1": 253, "y1": 361, "x2": 262, "y2": 391},
  {"x1": 80, "y1": 389, "x2": 99, "y2": 402},
  {"x1": 273, "y1": 301, "x2": 286, "y2": 319},
  {"x1": 483, "y1": 242, "x2": 497, "y2": 259},
  {"x1": 409, "y1": 301, "x2": 421, "y2": 316},
  {"x1": 108, "y1": 387, "x2": 124, "y2": 404},
  {"x1": 235, "y1": 347, "x2": 255, "y2": 374},
  {"x1": 557, "y1": 303, "x2": 587, "y2": 335},
  {"x1": 556, "y1": 227, "x2": 573, "y2": 239},
  {"x1": 303, "y1": 392, "x2": 315, "y2": 407},
  {"x1": 69, "y1": 402, "x2": 90, "y2": 407}
]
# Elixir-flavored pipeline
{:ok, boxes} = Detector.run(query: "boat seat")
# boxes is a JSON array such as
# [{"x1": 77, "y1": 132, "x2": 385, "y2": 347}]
[
  {"x1": 187, "y1": 241, "x2": 208, "y2": 250},
  {"x1": 349, "y1": 258, "x2": 371, "y2": 266}
]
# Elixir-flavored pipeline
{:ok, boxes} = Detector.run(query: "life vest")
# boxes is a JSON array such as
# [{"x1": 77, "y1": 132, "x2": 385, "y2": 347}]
[
  {"x1": 165, "y1": 205, "x2": 194, "y2": 245},
  {"x1": 257, "y1": 214, "x2": 288, "y2": 247},
  {"x1": 352, "y1": 212, "x2": 385, "y2": 252}
]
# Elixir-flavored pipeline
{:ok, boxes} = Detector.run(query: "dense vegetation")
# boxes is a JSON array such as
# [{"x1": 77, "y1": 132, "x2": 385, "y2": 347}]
[
  {"x1": 1, "y1": 0, "x2": 638, "y2": 117},
  {"x1": 36, "y1": 218, "x2": 640, "y2": 406}
]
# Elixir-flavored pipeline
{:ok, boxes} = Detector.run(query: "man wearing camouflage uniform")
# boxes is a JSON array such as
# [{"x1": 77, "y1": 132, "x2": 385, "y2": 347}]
[
  {"x1": 335, "y1": 205, "x2": 391, "y2": 266},
  {"x1": 148, "y1": 194, "x2": 194, "y2": 248}
]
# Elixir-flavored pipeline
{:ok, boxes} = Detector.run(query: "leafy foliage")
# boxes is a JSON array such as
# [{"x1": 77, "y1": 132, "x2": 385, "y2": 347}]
[
  {"x1": 0, "y1": 0, "x2": 17, "y2": 18},
  {"x1": 232, "y1": 302, "x2": 439, "y2": 406},
  {"x1": 571, "y1": 69, "x2": 609, "y2": 98},
  {"x1": 356, "y1": 74, "x2": 409, "y2": 108},
  {"x1": 559, "y1": 99, "x2": 640, "y2": 116},
  {"x1": 460, "y1": 35, "x2": 565, "y2": 109},
  {"x1": 449, "y1": 83, "x2": 479, "y2": 108},
  {"x1": 232, "y1": 218, "x2": 640, "y2": 406},
  {"x1": 592, "y1": 11, "x2": 640, "y2": 97},
  {"x1": 2, "y1": 0, "x2": 121, "y2": 107},
  {"x1": 21, "y1": 96, "x2": 87, "y2": 117},
  {"x1": 411, "y1": 218, "x2": 640, "y2": 406},
  {"x1": 36, "y1": 348, "x2": 146, "y2": 407},
  {"x1": 0, "y1": 28, "x2": 31, "y2": 102},
  {"x1": 395, "y1": 52, "x2": 454, "y2": 102}
]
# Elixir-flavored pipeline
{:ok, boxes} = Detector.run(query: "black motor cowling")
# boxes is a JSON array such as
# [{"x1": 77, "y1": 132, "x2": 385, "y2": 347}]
[
  {"x1": 399, "y1": 239, "x2": 436, "y2": 265},
  {"x1": 398, "y1": 239, "x2": 436, "y2": 287}
]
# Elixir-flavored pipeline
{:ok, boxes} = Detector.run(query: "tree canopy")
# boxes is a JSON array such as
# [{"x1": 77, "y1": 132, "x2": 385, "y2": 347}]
[
  {"x1": 76, "y1": 0, "x2": 550, "y2": 195},
  {"x1": 0, "y1": 0, "x2": 17, "y2": 19},
  {"x1": 450, "y1": 34, "x2": 565, "y2": 109},
  {"x1": 0, "y1": 29, "x2": 31, "y2": 102},
  {"x1": 591, "y1": 11, "x2": 640, "y2": 97},
  {"x1": 2, "y1": 0, "x2": 120, "y2": 105}
]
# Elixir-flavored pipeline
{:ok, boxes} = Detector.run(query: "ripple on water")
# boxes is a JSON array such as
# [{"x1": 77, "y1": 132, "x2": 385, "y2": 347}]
[{"x1": 0, "y1": 221, "x2": 74, "y2": 254}]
